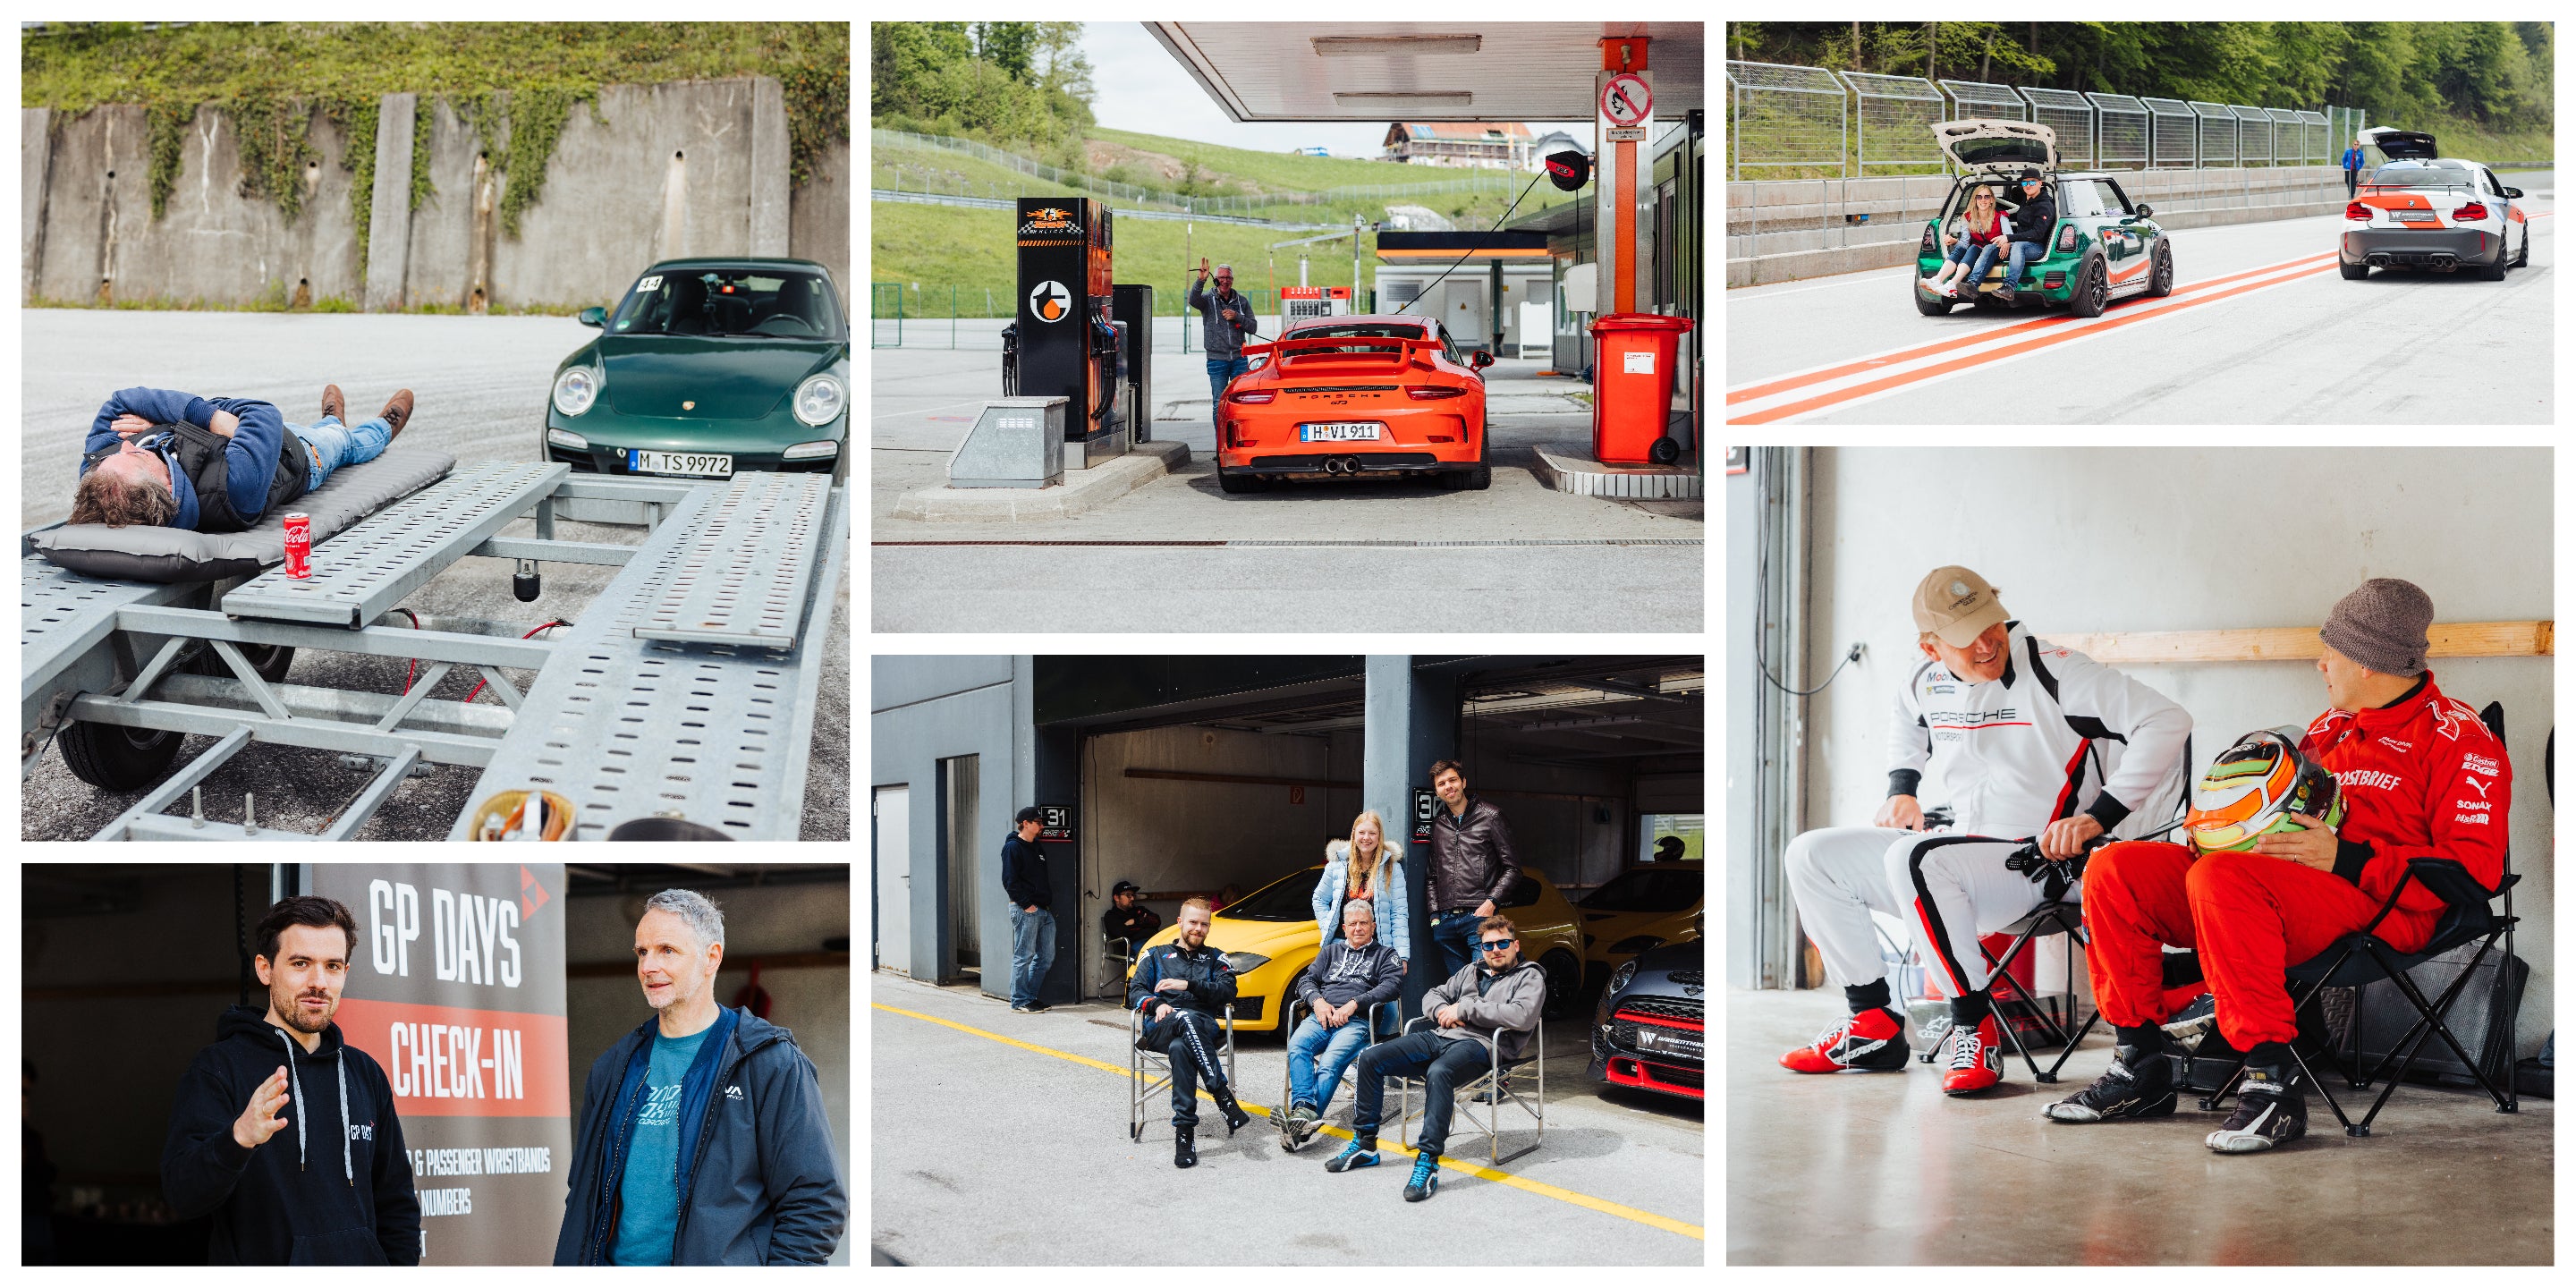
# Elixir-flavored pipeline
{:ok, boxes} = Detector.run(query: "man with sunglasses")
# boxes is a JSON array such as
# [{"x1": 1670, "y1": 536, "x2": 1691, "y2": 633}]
[
  {"x1": 1186, "y1": 258, "x2": 1261, "y2": 428},
  {"x1": 2048, "y1": 579, "x2": 2510, "y2": 1154},
  {"x1": 1326, "y1": 916, "x2": 1544, "y2": 1202}
]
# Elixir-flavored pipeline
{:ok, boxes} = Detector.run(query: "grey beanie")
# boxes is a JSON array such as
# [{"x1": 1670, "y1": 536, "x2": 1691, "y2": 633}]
[{"x1": 2320, "y1": 579, "x2": 2434, "y2": 675}]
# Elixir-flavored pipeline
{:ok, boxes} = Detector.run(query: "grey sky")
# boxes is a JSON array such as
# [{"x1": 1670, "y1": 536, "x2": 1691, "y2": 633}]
[{"x1": 1083, "y1": 21, "x2": 1594, "y2": 158}]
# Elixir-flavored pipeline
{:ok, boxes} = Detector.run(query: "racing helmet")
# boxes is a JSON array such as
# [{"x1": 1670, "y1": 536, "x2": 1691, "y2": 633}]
[{"x1": 2185, "y1": 729, "x2": 2345, "y2": 853}]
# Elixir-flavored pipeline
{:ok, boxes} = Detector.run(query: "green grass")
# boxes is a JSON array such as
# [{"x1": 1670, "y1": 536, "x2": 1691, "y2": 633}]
[
  {"x1": 2397, "y1": 112, "x2": 2554, "y2": 168},
  {"x1": 1087, "y1": 125, "x2": 1499, "y2": 193}
]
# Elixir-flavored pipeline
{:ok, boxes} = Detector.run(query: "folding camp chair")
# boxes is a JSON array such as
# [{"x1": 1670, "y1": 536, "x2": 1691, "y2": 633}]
[
  {"x1": 1127, "y1": 1003, "x2": 1234, "y2": 1141},
  {"x1": 1977, "y1": 886, "x2": 2100, "y2": 1084},
  {"x1": 2199, "y1": 702, "x2": 2521, "y2": 1137},
  {"x1": 1391, "y1": 1013, "x2": 1545, "y2": 1166},
  {"x1": 1275, "y1": 996, "x2": 1400, "y2": 1152}
]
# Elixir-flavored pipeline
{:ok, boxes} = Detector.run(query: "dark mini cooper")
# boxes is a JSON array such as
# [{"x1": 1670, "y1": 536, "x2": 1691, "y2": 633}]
[
  {"x1": 1915, "y1": 120, "x2": 2174, "y2": 318},
  {"x1": 1591, "y1": 936, "x2": 1704, "y2": 1102},
  {"x1": 544, "y1": 257, "x2": 851, "y2": 482}
]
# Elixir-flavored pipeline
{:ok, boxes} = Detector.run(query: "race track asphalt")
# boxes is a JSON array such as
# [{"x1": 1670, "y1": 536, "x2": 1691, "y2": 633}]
[
  {"x1": 21, "y1": 310, "x2": 851, "y2": 842},
  {"x1": 1727, "y1": 172, "x2": 2555, "y2": 424}
]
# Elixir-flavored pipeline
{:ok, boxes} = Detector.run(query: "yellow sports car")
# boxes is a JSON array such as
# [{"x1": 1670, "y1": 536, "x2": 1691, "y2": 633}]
[
  {"x1": 1128, "y1": 864, "x2": 1586, "y2": 1033},
  {"x1": 1578, "y1": 862, "x2": 1703, "y2": 987}
]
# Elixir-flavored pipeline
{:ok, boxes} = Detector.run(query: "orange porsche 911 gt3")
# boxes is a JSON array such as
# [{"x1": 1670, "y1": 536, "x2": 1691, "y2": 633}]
[{"x1": 1215, "y1": 315, "x2": 1493, "y2": 494}]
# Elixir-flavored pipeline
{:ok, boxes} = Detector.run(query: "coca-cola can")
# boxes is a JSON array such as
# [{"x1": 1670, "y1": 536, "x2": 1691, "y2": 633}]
[{"x1": 283, "y1": 513, "x2": 312, "y2": 579}]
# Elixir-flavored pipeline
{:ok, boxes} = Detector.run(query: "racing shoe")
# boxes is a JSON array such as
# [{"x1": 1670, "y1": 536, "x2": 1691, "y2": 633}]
[
  {"x1": 1781, "y1": 1006, "x2": 1911, "y2": 1073},
  {"x1": 1939, "y1": 1013, "x2": 2005, "y2": 1096},
  {"x1": 1212, "y1": 1087, "x2": 1252, "y2": 1136},
  {"x1": 1174, "y1": 1124, "x2": 1197, "y2": 1169},
  {"x1": 378, "y1": 389, "x2": 415, "y2": 440},
  {"x1": 320, "y1": 384, "x2": 347, "y2": 423},
  {"x1": 2207, "y1": 1065, "x2": 2307, "y2": 1154},
  {"x1": 2160, "y1": 995, "x2": 2220, "y2": 1053},
  {"x1": 1325, "y1": 1137, "x2": 1380, "y2": 1173},
  {"x1": 2044, "y1": 1045, "x2": 2178, "y2": 1123},
  {"x1": 1402, "y1": 1148, "x2": 1440, "y2": 1202}
]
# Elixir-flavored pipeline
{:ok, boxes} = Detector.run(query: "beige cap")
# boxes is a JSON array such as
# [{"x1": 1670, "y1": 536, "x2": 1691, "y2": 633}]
[{"x1": 1911, "y1": 565, "x2": 2011, "y2": 648}]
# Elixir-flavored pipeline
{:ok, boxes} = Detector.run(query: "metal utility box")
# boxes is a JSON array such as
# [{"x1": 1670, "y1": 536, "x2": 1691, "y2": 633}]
[
  {"x1": 948, "y1": 397, "x2": 1067, "y2": 489},
  {"x1": 1111, "y1": 284, "x2": 1153, "y2": 445},
  {"x1": 1016, "y1": 199, "x2": 1127, "y2": 466}
]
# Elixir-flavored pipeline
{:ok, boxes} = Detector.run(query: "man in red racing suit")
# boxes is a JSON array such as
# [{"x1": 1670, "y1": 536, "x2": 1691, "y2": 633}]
[{"x1": 2044, "y1": 579, "x2": 2510, "y2": 1154}]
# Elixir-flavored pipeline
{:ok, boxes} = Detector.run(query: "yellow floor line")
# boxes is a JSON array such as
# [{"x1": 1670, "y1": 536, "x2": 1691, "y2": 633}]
[{"x1": 874, "y1": 1001, "x2": 1705, "y2": 1241}]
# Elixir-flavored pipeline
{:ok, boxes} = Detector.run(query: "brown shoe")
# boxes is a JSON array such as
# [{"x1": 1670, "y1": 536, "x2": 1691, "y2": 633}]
[
  {"x1": 320, "y1": 384, "x2": 347, "y2": 423},
  {"x1": 378, "y1": 389, "x2": 415, "y2": 439}
]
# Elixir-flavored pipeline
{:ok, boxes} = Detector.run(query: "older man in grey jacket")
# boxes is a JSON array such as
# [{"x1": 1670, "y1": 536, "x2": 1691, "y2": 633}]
[
  {"x1": 1325, "y1": 915, "x2": 1544, "y2": 1202},
  {"x1": 1276, "y1": 899, "x2": 1407, "y2": 1149},
  {"x1": 1185, "y1": 258, "x2": 1261, "y2": 427}
]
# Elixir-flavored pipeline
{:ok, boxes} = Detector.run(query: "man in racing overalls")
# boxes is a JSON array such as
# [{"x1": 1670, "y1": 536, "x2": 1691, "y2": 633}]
[
  {"x1": 1127, "y1": 897, "x2": 1252, "y2": 1167},
  {"x1": 1780, "y1": 565, "x2": 2192, "y2": 1095},
  {"x1": 2047, "y1": 579, "x2": 2508, "y2": 1153}
]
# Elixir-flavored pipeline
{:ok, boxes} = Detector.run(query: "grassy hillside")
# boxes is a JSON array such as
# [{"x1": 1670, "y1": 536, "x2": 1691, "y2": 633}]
[{"x1": 1086, "y1": 124, "x2": 1490, "y2": 191}]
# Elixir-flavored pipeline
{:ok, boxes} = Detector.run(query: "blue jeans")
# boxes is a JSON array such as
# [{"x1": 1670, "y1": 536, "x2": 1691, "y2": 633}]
[
  {"x1": 293, "y1": 414, "x2": 394, "y2": 492},
  {"x1": 1429, "y1": 909, "x2": 1484, "y2": 978},
  {"x1": 1948, "y1": 240, "x2": 2003, "y2": 284},
  {"x1": 2001, "y1": 241, "x2": 2046, "y2": 288},
  {"x1": 1008, "y1": 906, "x2": 1055, "y2": 1008},
  {"x1": 1205, "y1": 356, "x2": 1250, "y2": 424},
  {"x1": 1287, "y1": 1013, "x2": 1377, "y2": 1114},
  {"x1": 1351, "y1": 1030, "x2": 1490, "y2": 1157}
]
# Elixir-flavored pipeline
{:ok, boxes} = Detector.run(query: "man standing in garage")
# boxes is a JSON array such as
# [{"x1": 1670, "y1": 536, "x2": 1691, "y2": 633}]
[
  {"x1": 1427, "y1": 759, "x2": 1522, "y2": 977},
  {"x1": 1776, "y1": 565, "x2": 2192, "y2": 1096},
  {"x1": 1003, "y1": 807, "x2": 1057, "y2": 1013},
  {"x1": 2048, "y1": 579, "x2": 2510, "y2": 1154}
]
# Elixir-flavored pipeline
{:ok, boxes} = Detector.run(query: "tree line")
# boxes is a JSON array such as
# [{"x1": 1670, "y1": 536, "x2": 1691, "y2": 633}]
[
  {"x1": 871, "y1": 22, "x2": 1096, "y2": 165},
  {"x1": 1728, "y1": 22, "x2": 2551, "y2": 129}
]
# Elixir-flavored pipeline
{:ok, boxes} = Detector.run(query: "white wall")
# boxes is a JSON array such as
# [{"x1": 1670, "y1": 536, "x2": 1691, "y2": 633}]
[{"x1": 1801, "y1": 446, "x2": 2554, "y2": 1055}]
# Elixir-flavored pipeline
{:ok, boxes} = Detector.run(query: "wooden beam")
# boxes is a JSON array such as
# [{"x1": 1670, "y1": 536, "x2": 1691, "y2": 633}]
[{"x1": 2049, "y1": 621, "x2": 2552, "y2": 666}]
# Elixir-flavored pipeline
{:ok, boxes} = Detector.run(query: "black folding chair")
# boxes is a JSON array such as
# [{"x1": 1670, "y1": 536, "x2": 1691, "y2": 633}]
[
  {"x1": 1276, "y1": 996, "x2": 1400, "y2": 1152},
  {"x1": 1977, "y1": 882, "x2": 2099, "y2": 1085},
  {"x1": 2199, "y1": 702, "x2": 2521, "y2": 1137},
  {"x1": 1391, "y1": 1013, "x2": 1546, "y2": 1166}
]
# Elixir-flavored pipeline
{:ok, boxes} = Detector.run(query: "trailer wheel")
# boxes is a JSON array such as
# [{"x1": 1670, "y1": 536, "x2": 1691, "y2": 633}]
[
  {"x1": 182, "y1": 641, "x2": 297, "y2": 684},
  {"x1": 57, "y1": 720, "x2": 184, "y2": 791}
]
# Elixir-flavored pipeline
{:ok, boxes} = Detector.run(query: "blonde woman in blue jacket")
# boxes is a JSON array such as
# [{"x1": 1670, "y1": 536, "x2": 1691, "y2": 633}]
[{"x1": 1312, "y1": 810, "x2": 1411, "y2": 969}]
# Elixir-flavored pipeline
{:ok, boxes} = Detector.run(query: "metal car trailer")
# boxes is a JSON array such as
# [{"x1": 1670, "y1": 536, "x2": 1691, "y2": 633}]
[{"x1": 23, "y1": 464, "x2": 846, "y2": 842}]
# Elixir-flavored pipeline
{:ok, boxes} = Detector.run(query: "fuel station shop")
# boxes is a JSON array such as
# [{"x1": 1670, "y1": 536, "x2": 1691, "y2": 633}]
[{"x1": 870, "y1": 656, "x2": 1703, "y2": 1012}]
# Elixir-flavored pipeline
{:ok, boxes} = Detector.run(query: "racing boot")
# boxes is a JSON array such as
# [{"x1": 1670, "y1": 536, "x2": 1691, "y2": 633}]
[
  {"x1": 1325, "y1": 1137, "x2": 1381, "y2": 1174},
  {"x1": 320, "y1": 384, "x2": 347, "y2": 424},
  {"x1": 2044, "y1": 1043, "x2": 2178, "y2": 1123},
  {"x1": 1780, "y1": 1006, "x2": 1911, "y2": 1073},
  {"x1": 378, "y1": 389, "x2": 415, "y2": 440},
  {"x1": 2207, "y1": 1063, "x2": 2307, "y2": 1154},
  {"x1": 2160, "y1": 995, "x2": 2220, "y2": 1053},
  {"x1": 1211, "y1": 1085, "x2": 1252, "y2": 1136},
  {"x1": 1402, "y1": 1148, "x2": 1440, "y2": 1202},
  {"x1": 1939, "y1": 1013, "x2": 2006, "y2": 1096},
  {"x1": 1173, "y1": 1124, "x2": 1197, "y2": 1169}
]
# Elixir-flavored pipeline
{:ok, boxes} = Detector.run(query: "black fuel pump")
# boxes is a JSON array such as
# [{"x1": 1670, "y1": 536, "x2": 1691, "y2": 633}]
[{"x1": 1016, "y1": 199, "x2": 1130, "y2": 465}]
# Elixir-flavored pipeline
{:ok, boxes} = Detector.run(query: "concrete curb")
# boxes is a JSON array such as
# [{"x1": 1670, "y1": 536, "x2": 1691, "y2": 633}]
[
  {"x1": 891, "y1": 440, "x2": 1191, "y2": 522},
  {"x1": 1531, "y1": 443, "x2": 1703, "y2": 499}
]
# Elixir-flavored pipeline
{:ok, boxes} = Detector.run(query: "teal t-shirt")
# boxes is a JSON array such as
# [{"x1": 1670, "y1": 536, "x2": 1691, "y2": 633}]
[{"x1": 610, "y1": 1027, "x2": 713, "y2": 1266}]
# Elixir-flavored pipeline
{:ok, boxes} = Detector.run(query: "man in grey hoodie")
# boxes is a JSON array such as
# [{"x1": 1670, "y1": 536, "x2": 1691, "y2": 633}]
[
  {"x1": 1185, "y1": 258, "x2": 1261, "y2": 427},
  {"x1": 1275, "y1": 899, "x2": 1407, "y2": 1149},
  {"x1": 1325, "y1": 915, "x2": 1545, "y2": 1202}
]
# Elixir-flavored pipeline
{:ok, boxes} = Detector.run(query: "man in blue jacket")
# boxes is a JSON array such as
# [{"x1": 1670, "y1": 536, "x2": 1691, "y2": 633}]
[
  {"x1": 2343, "y1": 138, "x2": 2367, "y2": 198},
  {"x1": 555, "y1": 889, "x2": 846, "y2": 1266},
  {"x1": 71, "y1": 384, "x2": 411, "y2": 530}
]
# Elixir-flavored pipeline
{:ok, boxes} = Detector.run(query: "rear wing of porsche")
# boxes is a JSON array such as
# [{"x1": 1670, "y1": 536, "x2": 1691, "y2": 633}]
[{"x1": 1243, "y1": 335, "x2": 1442, "y2": 370}]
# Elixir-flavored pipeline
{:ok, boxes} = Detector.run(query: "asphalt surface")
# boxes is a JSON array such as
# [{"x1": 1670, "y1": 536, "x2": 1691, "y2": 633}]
[
  {"x1": 870, "y1": 970, "x2": 1706, "y2": 1265},
  {"x1": 870, "y1": 332, "x2": 1707, "y2": 633},
  {"x1": 1727, "y1": 171, "x2": 2555, "y2": 424},
  {"x1": 21, "y1": 310, "x2": 851, "y2": 841}
]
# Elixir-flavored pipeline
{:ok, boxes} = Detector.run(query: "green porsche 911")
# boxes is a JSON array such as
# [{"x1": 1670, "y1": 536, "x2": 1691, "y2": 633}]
[
  {"x1": 1914, "y1": 120, "x2": 2174, "y2": 319},
  {"x1": 543, "y1": 257, "x2": 850, "y2": 482}
]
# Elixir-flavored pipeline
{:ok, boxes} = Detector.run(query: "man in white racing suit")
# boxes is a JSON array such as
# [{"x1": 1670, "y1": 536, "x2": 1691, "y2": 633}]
[{"x1": 1779, "y1": 565, "x2": 2191, "y2": 1094}]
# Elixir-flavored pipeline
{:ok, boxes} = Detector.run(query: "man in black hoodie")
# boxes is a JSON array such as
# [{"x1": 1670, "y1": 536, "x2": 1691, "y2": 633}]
[
  {"x1": 161, "y1": 896, "x2": 421, "y2": 1265},
  {"x1": 1997, "y1": 167, "x2": 2057, "y2": 305}
]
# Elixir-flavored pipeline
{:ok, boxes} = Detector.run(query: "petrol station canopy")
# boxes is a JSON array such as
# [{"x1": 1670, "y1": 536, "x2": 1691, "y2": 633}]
[{"x1": 1146, "y1": 22, "x2": 1705, "y2": 123}]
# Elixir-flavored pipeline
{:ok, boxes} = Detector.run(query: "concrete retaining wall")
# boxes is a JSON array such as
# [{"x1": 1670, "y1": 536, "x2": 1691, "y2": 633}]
[
  {"x1": 1728, "y1": 165, "x2": 2351, "y2": 288},
  {"x1": 24, "y1": 77, "x2": 849, "y2": 310}
]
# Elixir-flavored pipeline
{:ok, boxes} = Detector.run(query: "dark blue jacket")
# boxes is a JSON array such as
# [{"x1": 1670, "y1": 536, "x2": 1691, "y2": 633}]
[
  {"x1": 80, "y1": 386, "x2": 292, "y2": 530},
  {"x1": 1001, "y1": 834, "x2": 1051, "y2": 909},
  {"x1": 553, "y1": 1008, "x2": 845, "y2": 1265},
  {"x1": 160, "y1": 1005, "x2": 421, "y2": 1265}
]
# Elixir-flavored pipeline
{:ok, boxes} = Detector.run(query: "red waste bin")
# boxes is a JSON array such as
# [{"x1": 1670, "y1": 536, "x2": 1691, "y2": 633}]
[{"x1": 1587, "y1": 312, "x2": 1695, "y2": 465}]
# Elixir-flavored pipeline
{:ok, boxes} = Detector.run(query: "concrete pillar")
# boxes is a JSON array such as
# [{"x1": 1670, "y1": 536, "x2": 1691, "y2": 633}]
[
  {"x1": 23, "y1": 108, "x2": 53, "y2": 303},
  {"x1": 364, "y1": 93, "x2": 416, "y2": 312},
  {"x1": 749, "y1": 75, "x2": 790, "y2": 257},
  {"x1": 1029, "y1": 708, "x2": 1081, "y2": 1007},
  {"x1": 1363, "y1": 655, "x2": 1458, "y2": 1011}
]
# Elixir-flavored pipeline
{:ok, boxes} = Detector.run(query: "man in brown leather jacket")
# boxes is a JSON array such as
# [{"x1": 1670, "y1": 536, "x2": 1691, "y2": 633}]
[{"x1": 1425, "y1": 759, "x2": 1521, "y2": 975}]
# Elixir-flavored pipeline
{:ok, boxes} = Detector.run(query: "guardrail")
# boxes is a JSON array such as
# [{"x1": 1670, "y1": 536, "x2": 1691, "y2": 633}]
[
  {"x1": 873, "y1": 127, "x2": 1520, "y2": 218},
  {"x1": 870, "y1": 187, "x2": 1345, "y2": 230},
  {"x1": 1726, "y1": 61, "x2": 2366, "y2": 179}
]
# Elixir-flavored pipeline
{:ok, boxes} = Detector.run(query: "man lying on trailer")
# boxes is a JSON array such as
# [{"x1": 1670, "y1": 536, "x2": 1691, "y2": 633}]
[{"x1": 70, "y1": 384, "x2": 412, "y2": 530}]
